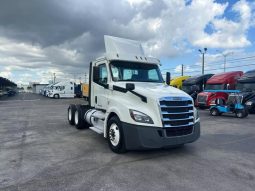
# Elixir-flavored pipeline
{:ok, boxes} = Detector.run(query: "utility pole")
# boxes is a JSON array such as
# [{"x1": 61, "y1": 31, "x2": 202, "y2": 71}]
[
  {"x1": 217, "y1": 51, "x2": 233, "y2": 72},
  {"x1": 181, "y1": 64, "x2": 184, "y2": 76},
  {"x1": 53, "y1": 73, "x2": 56, "y2": 83},
  {"x1": 85, "y1": 73, "x2": 87, "y2": 83},
  {"x1": 199, "y1": 48, "x2": 207, "y2": 75}
]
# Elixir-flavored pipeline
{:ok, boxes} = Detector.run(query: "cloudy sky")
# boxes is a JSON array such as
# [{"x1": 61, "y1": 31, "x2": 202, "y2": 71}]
[{"x1": 0, "y1": 0, "x2": 255, "y2": 85}]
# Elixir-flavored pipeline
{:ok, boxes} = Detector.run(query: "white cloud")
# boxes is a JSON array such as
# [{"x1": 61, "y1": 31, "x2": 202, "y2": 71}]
[
  {"x1": 0, "y1": 0, "x2": 254, "y2": 84},
  {"x1": 193, "y1": 0, "x2": 253, "y2": 48}
]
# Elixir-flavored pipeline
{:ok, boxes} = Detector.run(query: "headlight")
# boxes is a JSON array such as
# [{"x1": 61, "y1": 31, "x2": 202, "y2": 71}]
[
  {"x1": 194, "y1": 107, "x2": 199, "y2": 121},
  {"x1": 245, "y1": 101, "x2": 253, "y2": 106},
  {"x1": 129, "y1": 109, "x2": 153, "y2": 124}
]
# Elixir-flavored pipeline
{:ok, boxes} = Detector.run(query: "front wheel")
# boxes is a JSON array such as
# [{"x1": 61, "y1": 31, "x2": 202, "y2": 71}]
[
  {"x1": 210, "y1": 108, "x2": 220, "y2": 116},
  {"x1": 107, "y1": 116, "x2": 126, "y2": 154}
]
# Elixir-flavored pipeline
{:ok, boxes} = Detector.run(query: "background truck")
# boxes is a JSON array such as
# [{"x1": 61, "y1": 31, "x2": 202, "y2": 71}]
[
  {"x1": 67, "y1": 36, "x2": 200, "y2": 153},
  {"x1": 170, "y1": 76, "x2": 190, "y2": 89},
  {"x1": 196, "y1": 71, "x2": 243, "y2": 108},
  {"x1": 74, "y1": 84, "x2": 82, "y2": 98},
  {"x1": 81, "y1": 83, "x2": 89, "y2": 100},
  {"x1": 48, "y1": 81, "x2": 75, "y2": 98},
  {"x1": 182, "y1": 74, "x2": 214, "y2": 101},
  {"x1": 236, "y1": 69, "x2": 255, "y2": 113}
]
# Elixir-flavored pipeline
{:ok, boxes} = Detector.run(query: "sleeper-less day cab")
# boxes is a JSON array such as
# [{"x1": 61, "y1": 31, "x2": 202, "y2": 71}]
[{"x1": 67, "y1": 36, "x2": 200, "y2": 153}]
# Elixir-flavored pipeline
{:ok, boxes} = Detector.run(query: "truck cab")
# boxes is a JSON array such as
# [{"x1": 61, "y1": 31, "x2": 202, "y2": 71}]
[
  {"x1": 48, "y1": 81, "x2": 75, "y2": 99},
  {"x1": 170, "y1": 76, "x2": 190, "y2": 89},
  {"x1": 196, "y1": 71, "x2": 243, "y2": 108},
  {"x1": 182, "y1": 74, "x2": 214, "y2": 100},
  {"x1": 236, "y1": 70, "x2": 255, "y2": 113},
  {"x1": 67, "y1": 36, "x2": 200, "y2": 153}
]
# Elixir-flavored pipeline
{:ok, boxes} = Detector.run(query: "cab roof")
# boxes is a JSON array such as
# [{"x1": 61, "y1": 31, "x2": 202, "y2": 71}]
[
  {"x1": 207, "y1": 71, "x2": 243, "y2": 84},
  {"x1": 170, "y1": 76, "x2": 190, "y2": 85},
  {"x1": 183, "y1": 74, "x2": 214, "y2": 85},
  {"x1": 94, "y1": 35, "x2": 160, "y2": 65},
  {"x1": 238, "y1": 70, "x2": 255, "y2": 83}
]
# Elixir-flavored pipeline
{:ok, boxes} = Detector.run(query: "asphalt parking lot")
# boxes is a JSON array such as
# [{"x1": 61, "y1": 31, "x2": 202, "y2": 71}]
[{"x1": 0, "y1": 93, "x2": 255, "y2": 191}]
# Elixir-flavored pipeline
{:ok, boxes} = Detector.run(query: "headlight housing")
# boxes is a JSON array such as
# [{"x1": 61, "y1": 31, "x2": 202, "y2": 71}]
[
  {"x1": 129, "y1": 109, "x2": 153, "y2": 124},
  {"x1": 245, "y1": 101, "x2": 253, "y2": 106},
  {"x1": 194, "y1": 107, "x2": 199, "y2": 121}
]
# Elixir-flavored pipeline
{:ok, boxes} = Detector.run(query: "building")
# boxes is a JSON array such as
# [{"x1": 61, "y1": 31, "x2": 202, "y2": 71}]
[
  {"x1": 0, "y1": 77, "x2": 17, "y2": 96},
  {"x1": 32, "y1": 84, "x2": 49, "y2": 94}
]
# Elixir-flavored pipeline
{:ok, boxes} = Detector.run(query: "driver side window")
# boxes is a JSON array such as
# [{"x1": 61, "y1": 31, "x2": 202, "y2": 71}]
[{"x1": 98, "y1": 64, "x2": 108, "y2": 85}]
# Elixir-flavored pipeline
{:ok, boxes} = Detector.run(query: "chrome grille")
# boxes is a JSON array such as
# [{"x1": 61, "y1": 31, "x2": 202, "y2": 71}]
[
  {"x1": 159, "y1": 97, "x2": 194, "y2": 136},
  {"x1": 197, "y1": 95, "x2": 207, "y2": 103}
]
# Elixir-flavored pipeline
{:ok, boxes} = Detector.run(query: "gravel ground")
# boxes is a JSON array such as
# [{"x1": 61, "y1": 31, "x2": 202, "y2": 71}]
[{"x1": 0, "y1": 93, "x2": 255, "y2": 191}]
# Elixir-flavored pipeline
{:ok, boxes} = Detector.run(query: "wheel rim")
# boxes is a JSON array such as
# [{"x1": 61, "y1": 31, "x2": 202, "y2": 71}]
[
  {"x1": 68, "y1": 109, "x2": 72, "y2": 121},
  {"x1": 212, "y1": 110, "x2": 217, "y2": 116},
  {"x1": 109, "y1": 123, "x2": 120, "y2": 146},
  {"x1": 237, "y1": 112, "x2": 242, "y2": 118},
  {"x1": 75, "y1": 111, "x2": 79, "y2": 125}
]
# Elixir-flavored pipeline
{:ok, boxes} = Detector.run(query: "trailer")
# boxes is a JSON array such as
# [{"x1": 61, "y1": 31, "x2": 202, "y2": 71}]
[{"x1": 67, "y1": 36, "x2": 200, "y2": 153}]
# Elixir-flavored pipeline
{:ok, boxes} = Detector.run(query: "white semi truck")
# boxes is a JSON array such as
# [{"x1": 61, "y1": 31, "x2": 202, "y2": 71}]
[
  {"x1": 67, "y1": 36, "x2": 200, "y2": 153},
  {"x1": 48, "y1": 81, "x2": 75, "y2": 98}
]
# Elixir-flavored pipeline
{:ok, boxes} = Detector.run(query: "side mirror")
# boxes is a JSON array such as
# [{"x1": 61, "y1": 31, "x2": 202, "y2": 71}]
[
  {"x1": 166, "y1": 72, "x2": 171, "y2": 85},
  {"x1": 93, "y1": 66, "x2": 100, "y2": 82},
  {"x1": 126, "y1": 83, "x2": 135, "y2": 91},
  {"x1": 226, "y1": 84, "x2": 230, "y2": 90}
]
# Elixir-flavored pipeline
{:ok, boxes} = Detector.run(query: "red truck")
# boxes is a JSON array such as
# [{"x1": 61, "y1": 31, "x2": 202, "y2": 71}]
[{"x1": 196, "y1": 71, "x2": 243, "y2": 108}]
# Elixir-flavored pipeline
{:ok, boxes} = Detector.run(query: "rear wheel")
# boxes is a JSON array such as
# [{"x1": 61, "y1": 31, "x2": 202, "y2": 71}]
[
  {"x1": 235, "y1": 109, "x2": 246, "y2": 118},
  {"x1": 210, "y1": 108, "x2": 220, "y2": 116},
  {"x1": 107, "y1": 116, "x2": 126, "y2": 154},
  {"x1": 67, "y1": 104, "x2": 76, "y2": 125},
  {"x1": 74, "y1": 105, "x2": 90, "y2": 129}
]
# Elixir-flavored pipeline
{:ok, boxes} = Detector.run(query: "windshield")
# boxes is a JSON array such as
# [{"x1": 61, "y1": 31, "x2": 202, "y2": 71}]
[
  {"x1": 236, "y1": 83, "x2": 255, "y2": 92},
  {"x1": 182, "y1": 84, "x2": 192, "y2": 93},
  {"x1": 110, "y1": 61, "x2": 163, "y2": 83},
  {"x1": 205, "y1": 84, "x2": 224, "y2": 90}
]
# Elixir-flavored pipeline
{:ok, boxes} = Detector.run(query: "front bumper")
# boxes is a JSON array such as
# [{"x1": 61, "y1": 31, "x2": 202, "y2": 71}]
[{"x1": 122, "y1": 122, "x2": 200, "y2": 150}]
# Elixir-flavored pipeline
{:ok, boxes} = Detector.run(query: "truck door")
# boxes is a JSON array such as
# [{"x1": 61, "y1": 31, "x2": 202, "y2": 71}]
[{"x1": 93, "y1": 63, "x2": 109, "y2": 110}]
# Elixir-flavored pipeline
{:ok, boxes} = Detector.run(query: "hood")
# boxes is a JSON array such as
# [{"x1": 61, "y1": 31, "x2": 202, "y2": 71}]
[
  {"x1": 198, "y1": 91, "x2": 214, "y2": 96},
  {"x1": 114, "y1": 82, "x2": 191, "y2": 100}
]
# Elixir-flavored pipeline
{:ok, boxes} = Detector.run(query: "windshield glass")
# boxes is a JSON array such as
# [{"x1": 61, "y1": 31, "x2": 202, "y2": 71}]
[
  {"x1": 110, "y1": 61, "x2": 163, "y2": 83},
  {"x1": 236, "y1": 83, "x2": 255, "y2": 92},
  {"x1": 205, "y1": 84, "x2": 224, "y2": 90},
  {"x1": 182, "y1": 85, "x2": 192, "y2": 93}
]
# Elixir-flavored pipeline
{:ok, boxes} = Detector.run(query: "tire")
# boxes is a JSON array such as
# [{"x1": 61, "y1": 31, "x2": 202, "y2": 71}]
[
  {"x1": 74, "y1": 105, "x2": 90, "y2": 129},
  {"x1": 210, "y1": 108, "x2": 220, "y2": 116},
  {"x1": 54, "y1": 94, "x2": 60, "y2": 99},
  {"x1": 68, "y1": 104, "x2": 76, "y2": 125},
  {"x1": 235, "y1": 109, "x2": 246, "y2": 118},
  {"x1": 107, "y1": 116, "x2": 126, "y2": 154}
]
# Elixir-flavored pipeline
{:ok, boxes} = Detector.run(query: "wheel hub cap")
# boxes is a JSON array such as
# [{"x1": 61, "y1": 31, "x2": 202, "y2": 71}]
[
  {"x1": 109, "y1": 123, "x2": 120, "y2": 146},
  {"x1": 68, "y1": 109, "x2": 72, "y2": 121},
  {"x1": 75, "y1": 111, "x2": 78, "y2": 125}
]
